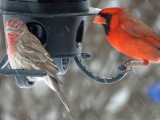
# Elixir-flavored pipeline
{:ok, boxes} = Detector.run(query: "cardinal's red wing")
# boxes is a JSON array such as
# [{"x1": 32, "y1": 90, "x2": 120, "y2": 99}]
[{"x1": 120, "y1": 12, "x2": 160, "y2": 47}]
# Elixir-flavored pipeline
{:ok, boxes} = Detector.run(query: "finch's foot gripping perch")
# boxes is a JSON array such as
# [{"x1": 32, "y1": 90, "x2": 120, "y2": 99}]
[
  {"x1": 0, "y1": 54, "x2": 46, "y2": 88},
  {"x1": 74, "y1": 53, "x2": 132, "y2": 84}
]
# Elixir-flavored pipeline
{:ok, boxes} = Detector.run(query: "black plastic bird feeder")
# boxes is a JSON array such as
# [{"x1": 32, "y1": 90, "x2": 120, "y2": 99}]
[{"x1": 0, "y1": 0, "x2": 131, "y2": 88}]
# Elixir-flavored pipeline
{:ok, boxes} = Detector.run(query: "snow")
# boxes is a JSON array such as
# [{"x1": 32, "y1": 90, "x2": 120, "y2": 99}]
[{"x1": 105, "y1": 86, "x2": 130, "y2": 114}]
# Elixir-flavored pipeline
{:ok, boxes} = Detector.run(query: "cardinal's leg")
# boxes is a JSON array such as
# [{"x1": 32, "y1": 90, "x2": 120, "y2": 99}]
[{"x1": 121, "y1": 59, "x2": 149, "y2": 67}]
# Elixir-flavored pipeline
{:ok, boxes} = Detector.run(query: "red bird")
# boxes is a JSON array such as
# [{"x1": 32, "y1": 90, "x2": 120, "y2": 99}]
[{"x1": 94, "y1": 7, "x2": 160, "y2": 67}]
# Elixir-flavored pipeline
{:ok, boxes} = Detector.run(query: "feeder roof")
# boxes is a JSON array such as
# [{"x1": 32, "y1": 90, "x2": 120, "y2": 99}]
[{"x1": 0, "y1": 7, "x2": 101, "y2": 17}]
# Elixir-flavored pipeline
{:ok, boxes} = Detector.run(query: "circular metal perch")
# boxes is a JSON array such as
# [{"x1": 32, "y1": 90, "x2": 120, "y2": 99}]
[{"x1": 74, "y1": 53, "x2": 132, "y2": 84}]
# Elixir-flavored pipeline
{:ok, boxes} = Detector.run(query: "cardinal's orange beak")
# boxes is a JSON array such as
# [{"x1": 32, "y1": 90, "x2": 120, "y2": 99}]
[{"x1": 93, "y1": 16, "x2": 106, "y2": 24}]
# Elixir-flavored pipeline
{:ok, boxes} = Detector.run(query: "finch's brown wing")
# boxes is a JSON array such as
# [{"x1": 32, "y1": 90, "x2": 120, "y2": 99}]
[
  {"x1": 21, "y1": 32, "x2": 54, "y2": 63},
  {"x1": 20, "y1": 32, "x2": 59, "y2": 77}
]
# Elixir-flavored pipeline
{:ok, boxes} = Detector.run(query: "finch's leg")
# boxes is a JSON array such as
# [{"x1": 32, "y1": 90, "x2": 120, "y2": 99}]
[{"x1": 121, "y1": 59, "x2": 149, "y2": 67}]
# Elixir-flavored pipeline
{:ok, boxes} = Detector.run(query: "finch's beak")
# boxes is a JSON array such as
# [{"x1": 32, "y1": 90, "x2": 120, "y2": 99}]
[
  {"x1": 5, "y1": 26, "x2": 12, "y2": 33},
  {"x1": 93, "y1": 16, "x2": 106, "y2": 24},
  {"x1": 5, "y1": 27, "x2": 10, "y2": 31}
]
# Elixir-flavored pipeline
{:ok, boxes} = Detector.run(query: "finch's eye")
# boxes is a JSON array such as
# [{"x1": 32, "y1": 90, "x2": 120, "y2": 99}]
[{"x1": 14, "y1": 24, "x2": 19, "y2": 29}]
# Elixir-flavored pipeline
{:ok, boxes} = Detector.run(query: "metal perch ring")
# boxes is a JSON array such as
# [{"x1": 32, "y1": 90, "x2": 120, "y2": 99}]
[{"x1": 74, "y1": 53, "x2": 132, "y2": 84}]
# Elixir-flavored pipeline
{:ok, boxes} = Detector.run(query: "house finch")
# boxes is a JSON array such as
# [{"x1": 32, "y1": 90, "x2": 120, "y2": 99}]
[
  {"x1": 6, "y1": 18, "x2": 70, "y2": 111},
  {"x1": 94, "y1": 7, "x2": 160, "y2": 67}
]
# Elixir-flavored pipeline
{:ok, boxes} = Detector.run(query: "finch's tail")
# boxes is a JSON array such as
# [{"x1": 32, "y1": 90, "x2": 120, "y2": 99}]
[{"x1": 44, "y1": 75, "x2": 70, "y2": 112}]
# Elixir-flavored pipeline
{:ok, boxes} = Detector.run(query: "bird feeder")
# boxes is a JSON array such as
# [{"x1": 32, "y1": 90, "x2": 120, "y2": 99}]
[{"x1": 0, "y1": 0, "x2": 131, "y2": 88}]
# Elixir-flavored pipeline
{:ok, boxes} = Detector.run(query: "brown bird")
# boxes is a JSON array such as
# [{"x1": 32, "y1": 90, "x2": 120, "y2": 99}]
[{"x1": 6, "y1": 18, "x2": 70, "y2": 111}]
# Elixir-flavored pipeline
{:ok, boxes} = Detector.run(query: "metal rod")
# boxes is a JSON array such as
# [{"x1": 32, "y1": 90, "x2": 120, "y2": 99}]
[
  {"x1": 0, "y1": 54, "x2": 9, "y2": 69},
  {"x1": 0, "y1": 69, "x2": 46, "y2": 77}
]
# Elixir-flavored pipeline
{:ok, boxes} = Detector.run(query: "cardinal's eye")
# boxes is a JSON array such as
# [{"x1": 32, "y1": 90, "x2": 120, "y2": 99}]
[
  {"x1": 100, "y1": 14, "x2": 106, "y2": 17},
  {"x1": 106, "y1": 14, "x2": 112, "y2": 19},
  {"x1": 108, "y1": 14, "x2": 112, "y2": 16}
]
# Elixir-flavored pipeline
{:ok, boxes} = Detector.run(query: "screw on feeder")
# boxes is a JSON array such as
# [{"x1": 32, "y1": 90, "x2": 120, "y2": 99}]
[{"x1": 77, "y1": 42, "x2": 82, "y2": 47}]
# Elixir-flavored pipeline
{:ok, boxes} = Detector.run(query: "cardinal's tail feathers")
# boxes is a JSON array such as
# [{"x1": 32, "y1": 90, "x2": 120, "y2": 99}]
[{"x1": 44, "y1": 75, "x2": 70, "y2": 112}]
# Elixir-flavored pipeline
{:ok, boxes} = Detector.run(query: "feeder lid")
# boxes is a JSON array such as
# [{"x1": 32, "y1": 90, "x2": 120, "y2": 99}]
[
  {"x1": 0, "y1": 7, "x2": 101, "y2": 17},
  {"x1": 0, "y1": 0, "x2": 101, "y2": 17}
]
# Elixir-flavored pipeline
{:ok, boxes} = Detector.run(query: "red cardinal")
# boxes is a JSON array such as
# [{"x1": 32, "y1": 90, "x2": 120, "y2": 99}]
[
  {"x1": 94, "y1": 7, "x2": 160, "y2": 67},
  {"x1": 6, "y1": 18, "x2": 70, "y2": 111}
]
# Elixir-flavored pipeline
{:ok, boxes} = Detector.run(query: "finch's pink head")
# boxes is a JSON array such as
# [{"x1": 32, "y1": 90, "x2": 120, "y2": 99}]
[{"x1": 5, "y1": 18, "x2": 27, "y2": 37}]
